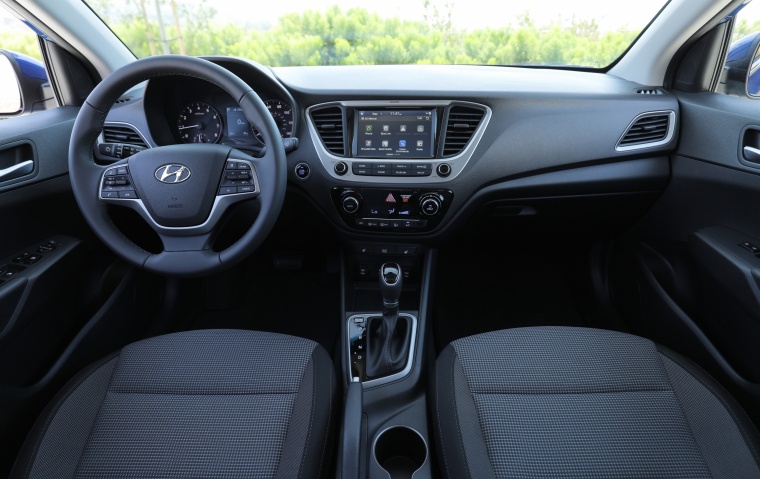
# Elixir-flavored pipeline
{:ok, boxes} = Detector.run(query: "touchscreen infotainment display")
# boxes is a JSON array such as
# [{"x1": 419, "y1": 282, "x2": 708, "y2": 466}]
[{"x1": 354, "y1": 109, "x2": 436, "y2": 159}]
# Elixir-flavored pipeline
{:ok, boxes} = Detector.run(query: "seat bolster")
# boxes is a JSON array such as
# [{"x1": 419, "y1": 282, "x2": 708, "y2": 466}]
[
  {"x1": 276, "y1": 344, "x2": 337, "y2": 479},
  {"x1": 10, "y1": 354, "x2": 118, "y2": 479},
  {"x1": 658, "y1": 347, "x2": 760, "y2": 479},
  {"x1": 434, "y1": 345, "x2": 496, "y2": 479}
]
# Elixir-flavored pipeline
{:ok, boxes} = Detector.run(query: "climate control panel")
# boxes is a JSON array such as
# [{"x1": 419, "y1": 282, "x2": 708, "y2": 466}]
[{"x1": 331, "y1": 187, "x2": 453, "y2": 232}]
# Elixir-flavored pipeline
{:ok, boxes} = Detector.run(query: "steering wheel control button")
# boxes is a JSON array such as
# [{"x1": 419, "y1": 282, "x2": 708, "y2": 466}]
[
  {"x1": 101, "y1": 165, "x2": 138, "y2": 200},
  {"x1": 437, "y1": 163, "x2": 452, "y2": 177},
  {"x1": 294, "y1": 162, "x2": 311, "y2": 180},
  {"x1": 219, "y1": 161, "x2": 257, "y2": 195},
  {"x1": 334, "y1": 162, "x2": 348, "y2": 175}
]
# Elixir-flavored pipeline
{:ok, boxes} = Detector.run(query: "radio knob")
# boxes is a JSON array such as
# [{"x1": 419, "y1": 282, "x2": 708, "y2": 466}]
[
  {"x1": 419, "y1": 194, "x2": 442, "y2": 216},
  {"x1": 341, "y1": 193, "x2": 362, "y2": 215},
  {"x1": 334, "y1": 161, "x2": 348, "y2": 175}
]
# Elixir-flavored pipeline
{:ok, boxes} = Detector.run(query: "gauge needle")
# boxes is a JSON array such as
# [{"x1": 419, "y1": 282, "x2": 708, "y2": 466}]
[{"x1": 178, "y1": 124, "x2": 200, "y2": 130}]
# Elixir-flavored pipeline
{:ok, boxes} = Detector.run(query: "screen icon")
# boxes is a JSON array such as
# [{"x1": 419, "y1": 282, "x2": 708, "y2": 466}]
[
  {"x1": 399, "y1": 140, "x2": 407, "y2": 148},
  {"x1": 365, "y1": 140, "x2": 372, "y2": 147},
  {"x1": 382, "y1": 140, "x2": 389, "y2": 147},
  {"x1": 417, "y1": 125, "x2": 424, "y2": 132},
  {"x1": 416, "y1": 140, "x2": 424, "y2": 147},
  {"x1": 383, "y1": 125, "x2": 389, "y2": 132},
  {"x1": 366, "y1": 125, "x2": 373, "y2": 132},
  {"x1": 400, "y1": 125, "x2": 407, "y2": 132}
]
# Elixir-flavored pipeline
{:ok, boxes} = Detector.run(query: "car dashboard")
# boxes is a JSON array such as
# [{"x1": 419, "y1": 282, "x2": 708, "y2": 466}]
[{"x1": 94, "y1": 56, "x2": 679, "y2": 244}]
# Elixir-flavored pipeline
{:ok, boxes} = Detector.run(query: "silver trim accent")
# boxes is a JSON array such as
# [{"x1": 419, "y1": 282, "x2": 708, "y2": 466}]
[
  {"x1": 307, "y1": 100, "x2": 491, "y2": 184},
  {"x1": 0, "y1": 160, "x2": 34, "y2": 180},
  {"x1": 615, "y1": 110, "x2": 676, "y2": 152},
  {"x1": 155, "y1": 164, "x2": 192, "y2": 183},
  {"x1": 99, "y1": 157, "x2": 260, "y2": 236},
  {"x1": 743, "y1": 146, "x2": 760, "y2": 163},
  {"x1": 346, "y1": 313, "x2": 417, "y2": 388}
]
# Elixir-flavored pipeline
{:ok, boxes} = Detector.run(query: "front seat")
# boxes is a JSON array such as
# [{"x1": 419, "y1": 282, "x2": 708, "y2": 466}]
[
  {"x1": 11, "y1": 329, "x2": 337, "y2": 479},
  {"x1": 434, "y1": 326, "x2": 760, "y2": 479}
]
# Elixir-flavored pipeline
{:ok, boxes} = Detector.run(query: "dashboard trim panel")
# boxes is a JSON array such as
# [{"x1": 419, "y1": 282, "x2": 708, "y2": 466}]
[{"x1": 306, "y1": 100, "x2": 492, "y2": 184}]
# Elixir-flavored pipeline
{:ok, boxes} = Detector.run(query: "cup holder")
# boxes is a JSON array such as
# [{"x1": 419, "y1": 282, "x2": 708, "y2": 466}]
[{"x1": 373, "y1": 426, "x2": 427, "y2": 479}]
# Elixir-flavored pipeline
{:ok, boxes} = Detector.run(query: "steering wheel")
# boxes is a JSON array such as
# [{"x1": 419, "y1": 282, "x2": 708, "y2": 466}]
[{"x1": 68, "y1": 55, "x2": 286, "y2": 277}]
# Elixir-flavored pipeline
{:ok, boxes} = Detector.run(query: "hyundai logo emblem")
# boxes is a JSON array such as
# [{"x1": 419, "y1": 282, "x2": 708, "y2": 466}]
[{"x1": 155, "y1": 164, "x2": 192, "y2": 184}]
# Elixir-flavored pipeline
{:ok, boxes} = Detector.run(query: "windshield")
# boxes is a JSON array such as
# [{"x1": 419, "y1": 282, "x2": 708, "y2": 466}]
[{"x1": 84, "y1": 0, "x2": 668, "y2": 69}]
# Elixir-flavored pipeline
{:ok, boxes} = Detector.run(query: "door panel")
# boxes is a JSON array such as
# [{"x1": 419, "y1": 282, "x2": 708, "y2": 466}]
[
  {"x1": 0, "y1": 106, "x2": 113, "y2": 473},
  {"x1": 612, "y1": 91, "x2": 760, "y2": 422}
]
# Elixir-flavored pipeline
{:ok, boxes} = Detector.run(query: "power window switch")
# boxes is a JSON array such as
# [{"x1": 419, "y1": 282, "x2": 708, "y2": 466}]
[
  {"x1": 13, "y1": 252, "x2": 30, "y2": 263},
  {"x1": 23, "y1": 254, "x2": 42, "y2": 264}
]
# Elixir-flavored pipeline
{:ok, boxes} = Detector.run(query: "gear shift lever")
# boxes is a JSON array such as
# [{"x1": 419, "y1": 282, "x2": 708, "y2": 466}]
[
  {"x1": 380, "y1": 263, "x2": 402, "y2": 315},
  {"x1": 366, "y1": 263, "x2": 412, "y2": 378}
]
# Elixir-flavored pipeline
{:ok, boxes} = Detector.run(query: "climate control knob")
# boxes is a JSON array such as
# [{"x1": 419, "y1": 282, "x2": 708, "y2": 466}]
[
  {"x1": 341, "y1": 192, "x2": 362, "y2": 215},
  {"x1": 419, "y1": 194, "x2": 442, "y2": 216}
]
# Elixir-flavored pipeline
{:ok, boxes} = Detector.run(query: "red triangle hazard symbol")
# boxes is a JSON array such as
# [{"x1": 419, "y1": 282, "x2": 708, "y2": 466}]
[{"x1": 385, "y1": 194, "x2": 396, "y2": 203}]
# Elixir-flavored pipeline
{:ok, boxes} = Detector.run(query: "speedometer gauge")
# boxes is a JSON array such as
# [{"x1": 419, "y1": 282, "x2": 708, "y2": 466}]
[
  {"x1": 177, "y1": 102, "x2": 223, "y2": 143},
  {"x1": 265, "y1": 99, "x2": 294, "y2": 138},
  {"x1": 251, "y1": 99, "x2": 295, "y2": 143}
]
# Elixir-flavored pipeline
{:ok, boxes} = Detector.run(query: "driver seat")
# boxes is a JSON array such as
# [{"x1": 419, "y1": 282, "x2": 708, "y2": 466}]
[{"x1": 10, "y1": 329, "x2": 337, "y2": 479}]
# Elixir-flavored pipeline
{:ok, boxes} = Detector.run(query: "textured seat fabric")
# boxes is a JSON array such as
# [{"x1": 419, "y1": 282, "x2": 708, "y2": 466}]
[
  {"x1": 434, "y1": 326, "x2": 760, "y2": 479},
  {"x1": 12, "y1": 329, "x2": 337, "y2": 479}
]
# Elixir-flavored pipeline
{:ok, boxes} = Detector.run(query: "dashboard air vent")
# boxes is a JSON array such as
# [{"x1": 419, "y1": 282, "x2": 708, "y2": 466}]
[
  {"x1": 635, "y1": 88, "x2": 664, "y2": 95},
  {"x1": 442, "y1": 106, "x2": 485, "y2": 157},
  {"x1": 617, "y1": 112, "x2": 671, "y2": 149},
  {"x1": 310, "y1": 106, "x2": 346, "y2": 156},
  {"x1": 102, "y1": 124, "x2": 147, "y2": 148}
]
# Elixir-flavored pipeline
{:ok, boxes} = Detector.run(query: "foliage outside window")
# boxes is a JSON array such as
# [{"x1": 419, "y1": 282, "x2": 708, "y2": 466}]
[{"x1": 86, "y1": 0, "x2": 666, "y2": 69}]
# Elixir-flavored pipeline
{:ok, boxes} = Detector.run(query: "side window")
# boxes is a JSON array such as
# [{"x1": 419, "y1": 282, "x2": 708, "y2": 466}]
[
  {"x1": 0, "y1": 7, "x2": 56, "y2": 117},
  {"x1": 717, "y1": 1, "x2": 760, "y2": 97}
]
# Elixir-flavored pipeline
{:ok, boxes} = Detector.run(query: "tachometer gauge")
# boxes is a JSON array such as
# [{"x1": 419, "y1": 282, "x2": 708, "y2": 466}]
[
  {"x1": 265, "y1": 99, "x2": 294, "y2": 138},
  {"x1": 177, "y1": 102, "x2": 223, "y2": 143}
]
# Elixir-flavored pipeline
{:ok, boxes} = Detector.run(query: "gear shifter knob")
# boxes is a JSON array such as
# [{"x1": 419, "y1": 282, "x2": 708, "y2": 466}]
[{"x1": 379, "y1": 263, "x2": 402, "y2": 312}]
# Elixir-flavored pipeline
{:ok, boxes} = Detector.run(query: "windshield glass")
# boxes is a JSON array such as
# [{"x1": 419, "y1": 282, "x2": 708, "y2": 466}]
[{"x1": 83, "y1": 0, "x2": 668, "y2": 68}]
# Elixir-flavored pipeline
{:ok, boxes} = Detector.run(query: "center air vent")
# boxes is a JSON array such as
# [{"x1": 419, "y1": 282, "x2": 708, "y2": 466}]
[
  {"x1": 310, "y1": 106, "x2": 346, "y2": 156},
  {"x1": 441, "y1": 106, "x2": 486, "y2": 157},
  {"x1": 102, "y1": 124, "x2": 148, "y2": 148},
  {"x1": 616, "y1": 111, "x2": 673, "y2": 151}
]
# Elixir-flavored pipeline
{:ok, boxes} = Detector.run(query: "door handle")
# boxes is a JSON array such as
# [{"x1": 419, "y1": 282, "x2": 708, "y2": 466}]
[{"x1": 0, "y1": 159, "x2": 34, "y2": 181}]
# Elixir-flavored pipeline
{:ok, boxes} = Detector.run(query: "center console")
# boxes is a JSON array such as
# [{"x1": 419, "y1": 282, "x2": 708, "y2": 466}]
[{"x1": 312, "y1": 101, "x2": 490, "y2": 478}]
